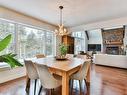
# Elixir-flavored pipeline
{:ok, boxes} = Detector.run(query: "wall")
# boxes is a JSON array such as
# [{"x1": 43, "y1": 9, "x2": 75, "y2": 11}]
[
  {"x1": 70, "y1": 17, "x2": 127, "y2": 53},
  {"x1": 0, "y1": 6, "x2": 57, "y2": 31},
  {"x1": 0, "y1": 67, "x2": 26, "y2": 83},
  {"x1": 55, "y1": 35, "x2": 62, "y2": 56},
  {"x1": 87, "y1": 29, "x2": 103, "y2": 52}
]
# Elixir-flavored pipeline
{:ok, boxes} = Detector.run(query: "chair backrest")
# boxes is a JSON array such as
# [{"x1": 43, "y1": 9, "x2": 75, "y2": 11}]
[
  {"x1": 24, "y1": 60, "x2": 38, "y2": 79},
  {"x1": 79, "y1": 61, "x2": 91, "y2": 80},
  {"x1": 36, "y1": 54, "x2": 45, "y2": 58},
  {"x1": 66, "y1": 54, "x2": 74, "y2": 59},
  {"x1": 76, "y1": 55, "x2": 87, "y2": 60},
  {"x1": 35, "y1": 64, "x2": 61, "y2": 89}
]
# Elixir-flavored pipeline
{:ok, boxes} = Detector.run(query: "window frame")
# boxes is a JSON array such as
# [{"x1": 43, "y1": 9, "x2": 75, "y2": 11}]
[{"x1": 0, "y1": 18, "x2": 55, "y2": 67}]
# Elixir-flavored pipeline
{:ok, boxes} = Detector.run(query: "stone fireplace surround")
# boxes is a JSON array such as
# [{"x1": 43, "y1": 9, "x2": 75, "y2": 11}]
[{"x1": 102, "y1": 27, "x2": 124, "y2": 55}]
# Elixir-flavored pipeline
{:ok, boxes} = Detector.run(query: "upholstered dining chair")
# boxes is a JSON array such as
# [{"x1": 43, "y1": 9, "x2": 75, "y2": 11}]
[
  {"x1": 76, "y1": 54, "x2": 87, "y2": 60},
  {"x1": 36, "y1": 54, "x2": 45, "y2": 58},
  {"x1": 24, "y1": 60, "x2": 39, "y2": 95},
  {"x1": 35, "y1": 64, "x2": 62, "y2": 95},
  {"x1": 70, "y1": 61, "x2": 91, "y2": 94},
  {"x1": 66, "y1": 54, "x2": 74, "y2": 59}
]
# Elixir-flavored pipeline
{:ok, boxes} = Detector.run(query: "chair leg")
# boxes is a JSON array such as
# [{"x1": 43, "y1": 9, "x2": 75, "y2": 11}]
[
  {"x1": 84, "y1": 79, "x2": 88, "y2": 92},
  {"x1": 26, "y1": 78, "x2": 30, "y2": 93},
  {"x1": 71, "y1": 80, "x2": 74, "y2": 95},
  {"x1": 50, "y1": 89, "x2": 54, "y2": 95},
  {"x1": 79, "y1": 80, "x2": 82, "y2": 95},
  {"x1": 38, "y1": 85, "x2": 43, "y2": 95},
  {"x1": 69, "y1": 79, "x2": 72, "y2": 94},
  {"x1": 34, "y1": 79, "x2": 37, "y2": 95}
]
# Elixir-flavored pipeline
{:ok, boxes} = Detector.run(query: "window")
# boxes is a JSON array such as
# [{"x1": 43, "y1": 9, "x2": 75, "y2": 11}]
[
  {"x1": 0, "y1": 18, "x2": 55, "y2": 63},
  {"x1": 72, "y1": 32, "x2": 85, "y2": 54},
  {"x1": 45, "y1": 32, "x2": 54, "y2": 56},
  {"x1": 18, "y1": 25, "x2": 46, "y2": 58},
  {"x1": 18, "y1": 25, "x2": 54, "y2": 58},
  {"x1": 0, "y1": 20, "x2": 16, "y2": 55}
]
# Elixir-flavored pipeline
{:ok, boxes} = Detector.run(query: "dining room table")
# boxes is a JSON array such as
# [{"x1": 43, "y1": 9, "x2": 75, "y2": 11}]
[{"x1": 31, "y1": 57, "x2": 85, "y2": 95}]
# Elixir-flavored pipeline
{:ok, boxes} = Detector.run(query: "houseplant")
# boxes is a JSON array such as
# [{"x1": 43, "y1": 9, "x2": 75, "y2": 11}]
[
  {"x1": 0, "y1": 34, "x2": 23, "y2": 68},
  {"x1": 59, "y1": 43, "x2": 68, "y2": 58}
]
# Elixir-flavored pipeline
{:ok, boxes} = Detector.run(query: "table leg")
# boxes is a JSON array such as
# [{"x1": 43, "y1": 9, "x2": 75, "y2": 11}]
[{"x1": 62, "y1": 72, "x2": 69, "y2": 95}]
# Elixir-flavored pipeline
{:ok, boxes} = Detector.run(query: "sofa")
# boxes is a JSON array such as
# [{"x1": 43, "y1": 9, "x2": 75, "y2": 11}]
[{"x1": 94, "y1": 54, "x2": 127, "y2": 69}]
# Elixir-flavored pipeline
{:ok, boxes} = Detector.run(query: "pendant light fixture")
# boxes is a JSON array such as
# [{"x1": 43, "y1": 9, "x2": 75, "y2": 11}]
[{"x1": 55, "y1": 6, "x2": 68, "y2": 36}]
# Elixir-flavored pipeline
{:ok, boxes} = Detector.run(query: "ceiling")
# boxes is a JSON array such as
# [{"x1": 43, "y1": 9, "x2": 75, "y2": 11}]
[{"x1": 0, "y1": 0, "x2": 127, "y2": 28}]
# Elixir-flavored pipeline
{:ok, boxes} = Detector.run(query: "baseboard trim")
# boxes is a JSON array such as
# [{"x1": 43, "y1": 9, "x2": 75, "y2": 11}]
[
  {"x1": 0, "y1": 66, "x2": 26, "y2": 84},
  {"x1": 0, "y1": 76, "x2": 26, "y2": 86}
]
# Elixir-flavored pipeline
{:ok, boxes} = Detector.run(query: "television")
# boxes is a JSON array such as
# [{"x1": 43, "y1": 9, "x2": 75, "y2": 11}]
[{"x1": 88, "y1": 44, "x2": 101, "y2": 51}]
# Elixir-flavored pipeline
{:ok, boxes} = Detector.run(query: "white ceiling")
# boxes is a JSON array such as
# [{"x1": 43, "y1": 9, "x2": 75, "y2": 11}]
[{"x1": 0, "y1": 0, "x2": 127, "y2": 28}]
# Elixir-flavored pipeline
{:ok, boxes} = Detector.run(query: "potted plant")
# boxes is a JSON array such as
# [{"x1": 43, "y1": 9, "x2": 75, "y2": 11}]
[
  {"x1": 0, "y1": 34, "x2": 23, "y2": 68},
  {"x1": 59, "y1": 43, "x2": 68, "y2": 58}
]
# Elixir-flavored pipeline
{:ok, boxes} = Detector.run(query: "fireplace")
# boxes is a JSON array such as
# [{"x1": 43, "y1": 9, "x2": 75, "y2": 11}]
[
  {"x1": 102, "y1": 27, "x2": 125, "y2": 55},
  {"x1": 106, "y1": 46, "x2": 119, "y2": 55}
]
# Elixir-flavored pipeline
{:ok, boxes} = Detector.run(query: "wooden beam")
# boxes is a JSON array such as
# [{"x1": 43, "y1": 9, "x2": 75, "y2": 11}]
[{"x1": 85, "y1": 31, "x2": 89, "y2": 40}]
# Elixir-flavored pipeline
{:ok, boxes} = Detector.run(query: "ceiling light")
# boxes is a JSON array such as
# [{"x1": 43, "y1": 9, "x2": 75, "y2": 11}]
[{"x1": 55, "y1": 6, "x2": 68, "y2": 36}]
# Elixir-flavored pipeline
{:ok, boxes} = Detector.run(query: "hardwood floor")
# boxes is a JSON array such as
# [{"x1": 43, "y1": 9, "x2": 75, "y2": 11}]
[
  {"x1": 0, "y1": 64, "x2": 127, "y2": 95},
  {"x1": 0, "y1": 77, "x2": 88, "y2": 95},
  {"x1": 91, "y1": 65, "x2": 127, "y2": 95}
]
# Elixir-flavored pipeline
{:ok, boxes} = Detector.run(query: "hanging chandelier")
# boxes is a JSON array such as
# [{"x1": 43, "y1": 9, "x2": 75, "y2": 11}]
[{"x1": 55, "y1": 6, "x2": 68, "y2": 36}]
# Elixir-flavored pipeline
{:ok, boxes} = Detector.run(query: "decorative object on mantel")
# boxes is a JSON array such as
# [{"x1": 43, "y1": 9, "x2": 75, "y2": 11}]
[
  {"x1": 55, "y1": 43, "x2": 68, "y2": 60},
  {"x1": 0, "y1": 34, "x2": 23, "y2": 68},
  {"x1": 55, "y1": 6, "x2": 68, "y2": 36}
]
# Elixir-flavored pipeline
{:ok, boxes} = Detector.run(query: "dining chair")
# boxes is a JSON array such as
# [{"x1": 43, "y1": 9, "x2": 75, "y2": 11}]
[
  {"x1": 35, "y1": 64, "x2": 62, "y2": 95},
  {"x1": 36, "y1": 54, "x2": 45, "y2": 58},
  {"x1": 66, "y1": 54, "x2": 74, "y2": 59},
  {"x1": 70, "y1": 61, "x2": 91, "y2": 94},
  {"x1": 76, "y1": 54, "x2": 87, "y2": 60},
  {"x1": 24, "y1": 60, "x2": 39, "y2": 95}
]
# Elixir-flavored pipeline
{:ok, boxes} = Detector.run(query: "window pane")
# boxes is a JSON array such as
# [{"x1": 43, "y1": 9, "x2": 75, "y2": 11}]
[
  {"x1": 72, "y1": 31, "x2": 85, "y2": 54},
  {"x1": 0, "y1": 20, "x2": 15, "y2": 55},
  {"x1": 18, "y1": 25, "x2": 45, "y2": 58},
  {"x1": 45, "y1": 31, "x2": 53, "y2": 56}
]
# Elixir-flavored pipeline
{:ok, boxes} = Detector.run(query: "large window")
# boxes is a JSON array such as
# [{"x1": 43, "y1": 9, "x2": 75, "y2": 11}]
[
  {"x1": 72, "y1": 31, "x2": 85, "y2": 54},
  {"x1": 0, "y1": 20, "x2": 16, "y2": 55},
  {"x1": 45, "y1": 32, "x2": 54, "y2": 56},
  {"x1": 0, "y1": 19, "x2": 55, "y2": 61}
]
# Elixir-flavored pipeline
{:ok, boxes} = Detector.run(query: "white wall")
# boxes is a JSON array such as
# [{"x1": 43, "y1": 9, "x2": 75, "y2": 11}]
[
  {"x1": 0, "y1": 67, "x2": 26, "y2": 83},
  {"x1": 69, "y1": 17, "x2": 127, "y2": 53},
  {"x1": 0, "y1": 6, "x2": 57, "y2": 31},
  {"x1": 88, "y1": 29, "x2": 102, "y2": 44},
  {"x1": 87, "y1": 29, "x2": 103, "y2": 52}
]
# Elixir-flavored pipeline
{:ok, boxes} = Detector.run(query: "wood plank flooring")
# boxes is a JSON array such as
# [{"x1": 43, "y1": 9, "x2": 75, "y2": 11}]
[
  {"x1": 0, "y1": 64, "x2": 127, "y2": 95},
  {"x1": 0, "y1": 77, "x2": 88, "y2": 95},
  {"x1": 91, "y1": 65, "x2": 127, "y2": 95}
]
